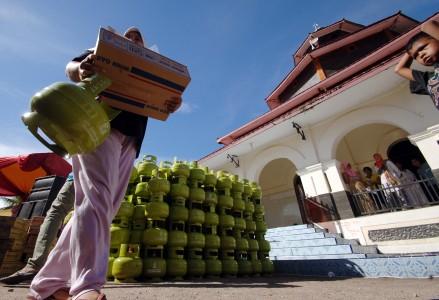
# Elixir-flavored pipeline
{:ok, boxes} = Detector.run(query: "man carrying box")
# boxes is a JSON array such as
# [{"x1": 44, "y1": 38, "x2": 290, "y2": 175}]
[{"x1": 26, "y1": 27, "x2": 183, "y2": 300}]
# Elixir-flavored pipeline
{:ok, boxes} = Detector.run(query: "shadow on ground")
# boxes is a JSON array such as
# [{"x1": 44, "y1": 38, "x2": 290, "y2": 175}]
[{"x1": 1, "y1": 275, "x2": 358, "y2": 291}]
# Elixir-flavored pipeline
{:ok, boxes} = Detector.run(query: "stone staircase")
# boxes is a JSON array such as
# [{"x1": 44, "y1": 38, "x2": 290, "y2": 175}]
[{"x1": 266, "y1": 224, "x2": 439, "y2": 278}]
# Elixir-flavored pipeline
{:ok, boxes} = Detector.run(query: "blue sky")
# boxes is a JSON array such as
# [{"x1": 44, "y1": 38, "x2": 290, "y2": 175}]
[{"x1": 0, "y1": 0, "x2": 436, "y2": 163}]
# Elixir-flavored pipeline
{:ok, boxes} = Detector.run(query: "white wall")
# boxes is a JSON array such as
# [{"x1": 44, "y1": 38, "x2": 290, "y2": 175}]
[
  {"x1": 259, "y1": 158, "x2": 302, "y2": 227},
  {"x1": 314, "y1": 84, "x2": 439, "y2": 163},
  {"x1": 318, "y1": 206, "x2": 439, "y2": 254}
]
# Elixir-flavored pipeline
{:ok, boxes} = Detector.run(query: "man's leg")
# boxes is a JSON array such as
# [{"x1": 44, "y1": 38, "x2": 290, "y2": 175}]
[
  {"x1": 69, "y1": 130, "x2": 136, "y2": 298},
  {"x1": 28, "y1": 220, "x2": 73, "y2": 299},
  {"x1": 0, "y1": 180, "x2": 75, "y2": 285},
  {"x1": 29, "y1": 180, "x2": 75, "y2": 269}
]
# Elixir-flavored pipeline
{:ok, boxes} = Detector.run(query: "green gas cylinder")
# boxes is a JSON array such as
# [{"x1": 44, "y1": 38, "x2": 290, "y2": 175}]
[
  {"x1": 108, "y1": 247, "x2": 119, "y2": 280},
  {"x1": 107, "y1": 256, "x2": 115, "y2": 280},
  {"x1": 169, "y1": 206, "x2": 189, "y2": 223},
  {"x1": 219, "y1": 214, "x2": 235, "y2": 228},
  {"x1": 231, "y1": 175, "x2": 244, "y2": 194},
  {"x1": 242, "y1": 179, "x2": 252, "y2": 199},
  {"x1": 189, "y1": 161, "x2": 205, "y2": 182},
  {"x1": 22, "y1": 74, "x2": 115, "y2": 156},
  {"x1": 113, "y1": 201, "x2": 134, "y2": 228},
  {"x1": 205, "y1": 190, "x2": 218, "y2": 207},
  {"x1": 261, "y1": 258, "x2": 274, "y2": 275},
  {"x1": 204, "y1": 234, "x2": 220, "y2": 249},
  {"x1": 203, "y1": 167, "x2": 217, "y2": 188},
  {"x1": 188, "y1": 208, "x2": 205, "y2": 225},
  {"x1": 159, "y1": 161, "x2": 172, "y2": 178},
  {"x1": 171, "y1": 159, "x2": 190, "y2": 179},
  {"x1": 245, "y1": 219, "x2": 256, "y2": 232},
  {"x1": 258, "y1": 239, "x2": 271, "y2": 253},
  {"x1": 204, "y1": 212, "x2": 219, "y2": 228},
  {"x1": 145, "y1": 201, "x2": 169, "y2": 221},
  {"x1": 170, "y1": 183, "x2": 189, "y2": 202},
  {"x1": 250, "y1": 182, "x2": 262, "y2": 200},
  {"x1": 148, "y1": 169, "x2": 170, "y2": 202},
  {"x1": 221, "y1": 258, "x2": 238, "y2": 276},
  {"x1": 167, "y1": 230, "x2": 188, "y2": 248},
  {"x1": 187, "y1": 252, "x2": 206, "y2": 277},
  {"x1": 137, "y1": 155, "x2": 158, "y2": 179},
  {"x1": 110, "y1": 224, "x2": 130, "y2": 248},
  {"x1": 216, "y1": 171, "x2": 232, "y2": 190},
  {"x1": 187, "y1": 231, "x2": 205, "y2": 249},
  {"x1": 134, "y1": 180, "x2": 149, "y2": 200},
  {"x1": 143, "y1": 257, "x2": 167, "y2": 280},
  {"x1": 251, "y1": 259, "x2": 263, "y2": 275},
  {"x1": 234, "y1": 218, "x2": 246, "y2": 232},
  {"x1": 132, "y1": 205, "x2": 146, "y2": 231},
  {"x1": 129, "y1": 166, "x2": 139, "y2": 184},
  {"x1": 238, "y1": 258, "x2": 253, "y2": 276},
  {"x1": 166, "y1": 247, "x2": 187, "y2": 279},
  {"x1": 143, "y1": 227, "x2": 168, "y2": 246},
  {"x1": 205, "y1": 258, "x2": 222, "y2": 277},
  {"x1": 112, "y1": 244, "x2": 143, "y2": 283},
  {"x1": 129, "y1": 230, "x2": 143, "y2": 244},
  {"x1": 248, "y1": 239, "x2": 259, "y2": 253}
]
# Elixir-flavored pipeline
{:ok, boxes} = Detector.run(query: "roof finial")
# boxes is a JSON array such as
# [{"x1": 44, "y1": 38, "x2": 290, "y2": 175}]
[{"x1": 313, "y1": 23, "x2": 320, "y2": 32}]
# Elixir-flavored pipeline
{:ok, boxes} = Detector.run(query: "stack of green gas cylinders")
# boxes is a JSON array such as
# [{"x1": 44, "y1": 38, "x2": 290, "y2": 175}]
[{"x1": 108, "y1": 155, "x2": 274, "y2": 282}]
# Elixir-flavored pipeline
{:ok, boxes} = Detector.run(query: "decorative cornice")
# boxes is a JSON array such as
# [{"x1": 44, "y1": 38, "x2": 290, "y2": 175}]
[
  {"x1": 409, "y1": 124, "x2": 439, "y2": 143},
  {"x1": 368, "y1": 223, "x2": 439, "y2": 242}
]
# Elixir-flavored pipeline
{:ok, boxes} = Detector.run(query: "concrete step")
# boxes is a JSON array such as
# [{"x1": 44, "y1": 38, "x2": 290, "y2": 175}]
[
  {"x1": 352, "y1": 245, "x2": 379, "y2": 254},
  {"x1": 271, "y1": 253, "x2": 367, "y2": 260},
  {"x1": 266, "y1": 231, "x2": 338, "y2": 242},
  {"x1": 270, "y1": 237, "x2": 338, "y2": 248},
  {"x1": 273, "y1": 254, "x2": 439, "y2": 278},
  {"x1": 335, "y1": 237, "x2": 359, "y2": 246},
  {"x1": 265, "y1": 227, "x2": 318, "y2": 237},
  {"x1": 270, "y1": 244, "x2": 357, "y2": 257},
  {"x1": 266, "y1": 224, "x2": 312, "y2": 233}
]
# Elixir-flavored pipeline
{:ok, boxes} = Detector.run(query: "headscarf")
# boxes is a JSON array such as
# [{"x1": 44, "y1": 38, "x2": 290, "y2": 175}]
[
  {"x1": 124, "y1": 26, "x2": 145, "y2": 46},
  {"x1": 373, "y1": 153, "x2": 384, "y2": 169},
  {"x1": 341, "y1": 161, "x2": 359, "y2": 178}
]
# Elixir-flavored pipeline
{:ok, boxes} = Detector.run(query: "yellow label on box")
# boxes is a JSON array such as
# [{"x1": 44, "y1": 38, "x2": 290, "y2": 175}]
[{"x1": 94, "y1": 28, "x2": 191, "y2": 121}]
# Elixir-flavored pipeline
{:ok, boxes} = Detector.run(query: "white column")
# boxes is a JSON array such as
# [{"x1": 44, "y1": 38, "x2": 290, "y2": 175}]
[
  {"x1": 297, "y1": 163, "x2": 331, "y2": 197},
  {"x1": 409, "y1": 124, "x2": 439, "y2": 170},
  {"x1": 323, "y1": 159, "x2": 348, "y2": 193}
]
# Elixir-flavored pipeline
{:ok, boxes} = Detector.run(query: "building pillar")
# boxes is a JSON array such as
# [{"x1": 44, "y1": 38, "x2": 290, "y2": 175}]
[
  {"x1": 323, "y1": 160, "x2": 355, "y2": 219},
  {"x1": 409, "y1": 124, "x2": 439, "y2": 182},
  {"x1": 297, "y1": 163, "x2": 340, "y2": 220}
]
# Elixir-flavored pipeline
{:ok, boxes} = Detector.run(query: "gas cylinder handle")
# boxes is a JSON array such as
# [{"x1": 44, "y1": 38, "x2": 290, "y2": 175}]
[
  {"x1": 22, "y1": 112, "x2": 68, "y2": 157},
  {"x1": 144, "y1": 155, "x2": 157, "y2": 162}
]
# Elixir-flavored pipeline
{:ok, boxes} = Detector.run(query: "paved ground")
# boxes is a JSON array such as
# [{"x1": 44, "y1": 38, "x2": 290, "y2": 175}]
[{"x1": 1, "y1": 276, "x2": 438, "y2": 300}]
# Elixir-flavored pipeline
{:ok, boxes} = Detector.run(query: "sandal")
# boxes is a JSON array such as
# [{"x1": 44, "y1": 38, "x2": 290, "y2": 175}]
[
  {"x1": 73, "y1": 290, "x2": 106, "y2": 300},
  {"x1": 45, "y1": 288, "x2": 71, "y2": 300}
]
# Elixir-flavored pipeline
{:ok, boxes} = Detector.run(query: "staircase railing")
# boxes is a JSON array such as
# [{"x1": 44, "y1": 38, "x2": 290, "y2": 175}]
[
  {"x1": 303, "y1": 196, "x2": 339, "y2": 223},
  {"x1": 351, "y1": 177, "x2": 439, "y2": 216}
]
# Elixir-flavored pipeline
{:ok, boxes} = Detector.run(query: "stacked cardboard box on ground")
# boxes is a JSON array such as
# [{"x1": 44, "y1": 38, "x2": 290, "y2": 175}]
[
  {"x1": 0, "y1": 217, "x2": 30, "y2": 276},
  {"x1": 23, "y1": 217, "x2": 45, "y2": 261},
  {"x1": 0, "y1": 216, "x2": 51, "y2": 276}
]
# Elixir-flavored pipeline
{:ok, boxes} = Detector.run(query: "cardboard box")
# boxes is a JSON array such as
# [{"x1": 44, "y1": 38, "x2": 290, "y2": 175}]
[{"x1": 94, "y1": 28, "x2": 191, "y2": 121}]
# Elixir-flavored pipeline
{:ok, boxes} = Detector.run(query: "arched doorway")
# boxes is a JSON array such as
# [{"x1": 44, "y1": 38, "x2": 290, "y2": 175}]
[
  {"x1": 259, "y1": 158, "x2": 301, "y2": 227},
  {"x1": 387, "y1": 138, "x2": 425, "y2": 175},
  {"x1": 335, "y1": 123, "x2": 409, "y2": 179},
  {"x1": 293, "y1": 175, "x2": 307, "y2": 223}
]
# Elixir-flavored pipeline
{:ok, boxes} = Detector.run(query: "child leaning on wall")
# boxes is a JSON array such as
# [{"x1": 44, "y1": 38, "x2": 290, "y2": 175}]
[{"x1": 394, "y1": 20, "x2": 439, "y2": 109}]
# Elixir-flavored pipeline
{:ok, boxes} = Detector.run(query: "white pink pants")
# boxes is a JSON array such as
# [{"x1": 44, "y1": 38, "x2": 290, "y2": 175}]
[{"x1": 29, "y1": 129, "x2": 136, "y2": 299}]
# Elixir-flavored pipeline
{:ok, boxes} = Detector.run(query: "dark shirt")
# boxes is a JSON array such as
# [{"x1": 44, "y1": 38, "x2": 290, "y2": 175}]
[
  {"x1": 72, "y1": 50, "x2": 147, "y2": 157},
  {"x1": 410, "y1": 63, "x2": 439, "y2": 110}
]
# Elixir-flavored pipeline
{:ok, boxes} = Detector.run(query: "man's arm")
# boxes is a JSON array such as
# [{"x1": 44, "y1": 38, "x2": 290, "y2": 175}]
[
  {"x1": 421, "y1": 20, "x2": 439, "y2": 41},
  {"x1": 394, "y1": 53, "x2": 414, "y2": 81},
  {"x1": 65, "y1": 53, "x2": 98, "y2": 83}
]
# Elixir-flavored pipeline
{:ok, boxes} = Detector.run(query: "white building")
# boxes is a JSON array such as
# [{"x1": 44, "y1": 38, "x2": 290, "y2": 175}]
[{"x1": 199, "y1": 12, "x2": 439, "y2": 255}]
